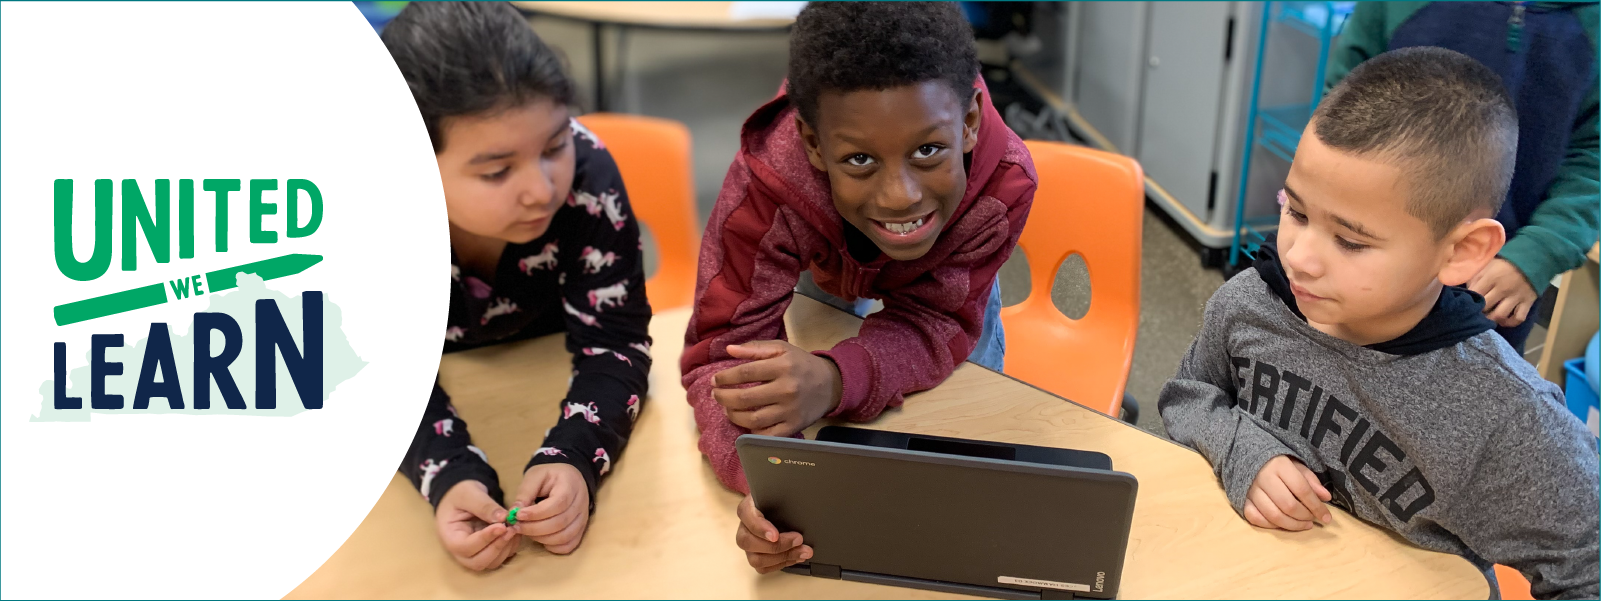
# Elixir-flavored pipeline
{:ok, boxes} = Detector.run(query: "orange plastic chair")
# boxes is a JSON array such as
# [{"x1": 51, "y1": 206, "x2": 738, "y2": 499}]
[
  {"x1": 575, "y1": 113, "x2": 700, "y2": 311},
  {"x1": 1000, "y1": 141, "x2": 1144, "y2": 418},
  {"x1": 1496, "y1": 565, "x2": 1533, "y2": 600}
]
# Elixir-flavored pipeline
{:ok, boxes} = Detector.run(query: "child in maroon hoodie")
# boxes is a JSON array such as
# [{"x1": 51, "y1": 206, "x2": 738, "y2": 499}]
[{"x1": 679, "y1": 2, "x2": 1036, "y2": 573}]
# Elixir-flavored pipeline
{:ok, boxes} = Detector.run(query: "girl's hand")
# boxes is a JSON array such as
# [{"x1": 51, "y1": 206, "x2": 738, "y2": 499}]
[
  {"x1": 513, "y1": 462, "x2": 591, "y2": 554},
  {"x1": 435, "y1": 480, "x2": 521, "y2": 571}
]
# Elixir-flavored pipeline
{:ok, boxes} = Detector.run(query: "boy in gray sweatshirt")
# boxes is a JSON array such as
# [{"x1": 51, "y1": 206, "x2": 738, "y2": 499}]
[{"x1": 1160, "y1": 47, "x2": 1599, "y2": 600}]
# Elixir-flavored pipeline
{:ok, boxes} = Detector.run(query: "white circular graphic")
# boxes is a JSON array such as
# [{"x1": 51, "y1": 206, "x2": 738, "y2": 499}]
[{"x1": 1, "y1": 3, "x2": 447, "y2": 598}]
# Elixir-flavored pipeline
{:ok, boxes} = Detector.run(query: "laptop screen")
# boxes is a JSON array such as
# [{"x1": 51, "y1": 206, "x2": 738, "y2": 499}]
[{"x1": 907, "y1": 436, "x2": 1016, "y2": 461}]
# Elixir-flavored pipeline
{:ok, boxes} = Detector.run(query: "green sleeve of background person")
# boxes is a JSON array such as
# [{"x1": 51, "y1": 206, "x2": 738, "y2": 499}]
[
  {"x1": 1499, "y1": 4, "x2": 1600, "y2": 294},
  {"x1": 1324, "y1": 2, "x2": 1429, "y2": 92},
  {"x1": 1327, "y1": 1, "x2": 1600, "y2": 294}
]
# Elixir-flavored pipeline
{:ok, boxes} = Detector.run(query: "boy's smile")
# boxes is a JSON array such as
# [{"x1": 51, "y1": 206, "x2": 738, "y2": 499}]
[
  {"x1": 797, "y1": 81, "x2": 982, "y2": 262},
  {"x1": 869, "y1": 208, "x2": 939, "y2": 247}
]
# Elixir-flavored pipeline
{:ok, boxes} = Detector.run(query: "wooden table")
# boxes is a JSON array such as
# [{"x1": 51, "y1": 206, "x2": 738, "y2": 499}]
[
  {"x1": 512, "y1": 1, "x2": 795, "y2": 110},
  {"x1": 1536, "y1": 242, "x2": 1601, "y2": 386},
  {"x1": 513, "y1": 2, "x2": 798, "y2": 30},
  {"x1": 289, "y1": 296, "x2": 1486, "y2": 599}
]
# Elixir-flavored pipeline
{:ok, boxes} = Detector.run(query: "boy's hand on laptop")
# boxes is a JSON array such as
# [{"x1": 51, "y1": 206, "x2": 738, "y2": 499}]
[
  {"x1": 735, "y1": 495, "x2": 813, "y2": 573},
  {"x1": 435, "y1": 480, "x2": 521, "y2": 571},
  {"x1": 714, "y1": 341, "x2": 844, "y2": 437},
  {"x1": 1468, "y1": 258, "x2": 1538, "y2": 327},
  {"x1": 513, "y1": 462, "x2": 591, "y2": 555},
  {"x1": 1243, "y1": 456, "x2": 1333, "y2": 531}
]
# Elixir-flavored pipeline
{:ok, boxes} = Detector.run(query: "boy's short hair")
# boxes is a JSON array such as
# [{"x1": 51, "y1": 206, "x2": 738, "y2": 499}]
[
  {"x1": 381, "y1": 1, "x2": 575, "y2": 152},
  {"x1": 1313, "y1": 46, "x2": 1517, "y2": 238},
  {"x1": 786, "y1": 1, "x2": 979, "y2": 127}
]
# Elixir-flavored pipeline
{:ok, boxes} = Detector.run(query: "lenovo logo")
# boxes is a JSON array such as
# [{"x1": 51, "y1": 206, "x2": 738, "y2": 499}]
[{"x1": 1094, "y1": 572, "x2": 1105, "y2": 592}]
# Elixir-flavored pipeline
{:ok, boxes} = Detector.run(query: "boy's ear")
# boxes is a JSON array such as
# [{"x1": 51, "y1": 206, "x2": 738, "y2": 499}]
[
  {"x1": 795, "y1": 115, "x2": 827, "y2": 172},
  {"x1": 962, "y1": 88, "x2": 982, "y2": 154},
  {"x1": 1438, "y1": 217, "x2": 1507, "y2": 287}
]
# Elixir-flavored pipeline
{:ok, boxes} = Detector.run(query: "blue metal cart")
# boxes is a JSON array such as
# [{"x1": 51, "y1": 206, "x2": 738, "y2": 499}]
[{"x1": 1229, "y1": 1, "x2": 1354, "y2": 268}]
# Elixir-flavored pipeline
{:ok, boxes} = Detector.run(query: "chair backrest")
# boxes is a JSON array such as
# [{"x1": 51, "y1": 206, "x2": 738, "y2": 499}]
[
  {"x1": 575, "y1": 113, "x2": 699, "y2": 311},
  {"x1": 1000, "y1": 141, "x2": 1143, "y2": 416}
]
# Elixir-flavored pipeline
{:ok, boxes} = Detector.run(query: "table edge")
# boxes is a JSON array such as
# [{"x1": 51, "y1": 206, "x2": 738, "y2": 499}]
[{"x1": 512, "y1": 2, "x2": 796, "y2": 32}]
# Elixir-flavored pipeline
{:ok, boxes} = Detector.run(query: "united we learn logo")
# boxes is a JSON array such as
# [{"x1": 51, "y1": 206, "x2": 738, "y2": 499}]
[{"x1": 36, "y1": 178, "x2": 365, "y2": 421}]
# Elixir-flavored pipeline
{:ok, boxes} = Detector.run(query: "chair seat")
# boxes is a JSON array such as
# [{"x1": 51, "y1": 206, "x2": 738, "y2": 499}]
[{"x1": 1002, "y1": 301, "x2": 1136, "y2": 415}]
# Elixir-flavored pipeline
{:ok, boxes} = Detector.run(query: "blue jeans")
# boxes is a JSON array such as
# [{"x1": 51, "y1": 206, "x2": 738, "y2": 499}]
[{"x1": 795, "y1": 273, "x2": 1006, "y2": 372}]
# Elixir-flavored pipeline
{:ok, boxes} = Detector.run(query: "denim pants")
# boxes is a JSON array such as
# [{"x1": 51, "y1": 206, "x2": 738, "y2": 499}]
[{"x1": 795, "y1": 272, "x2": 1006, "y2": 372}]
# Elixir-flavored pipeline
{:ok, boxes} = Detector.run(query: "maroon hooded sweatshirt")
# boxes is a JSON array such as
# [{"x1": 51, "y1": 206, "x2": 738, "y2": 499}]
[{"x1": 681, "y1": 79, "x2": 1036, "y2": 492}]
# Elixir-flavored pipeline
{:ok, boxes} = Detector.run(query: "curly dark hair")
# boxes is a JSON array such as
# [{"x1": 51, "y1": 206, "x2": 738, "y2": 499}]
[
  {"x1": 786, "y1": 2, "x2": 979, "y2": 127},
  {"x1": 381, "y1": 1, "x2": 576, "y2": 152}
]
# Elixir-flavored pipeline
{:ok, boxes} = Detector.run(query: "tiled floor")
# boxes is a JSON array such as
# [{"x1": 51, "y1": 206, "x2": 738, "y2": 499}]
[{"x1": 524, "y1": 14, "x2": 1545, "y2": 440}]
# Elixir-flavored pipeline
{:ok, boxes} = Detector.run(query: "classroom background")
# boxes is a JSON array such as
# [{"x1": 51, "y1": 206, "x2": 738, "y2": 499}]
[
  {"x1": 317, "y1": 2, "x2": 1601, "y2": 598},
  {"x1": 356, "y1": 0, "x2": 1599, "y2": 450}
]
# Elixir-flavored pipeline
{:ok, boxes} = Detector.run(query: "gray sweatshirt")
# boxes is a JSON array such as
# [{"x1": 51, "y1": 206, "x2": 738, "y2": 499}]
[{"x1": 1159, "y1": 262, "x2": 1599, "y2": 600}]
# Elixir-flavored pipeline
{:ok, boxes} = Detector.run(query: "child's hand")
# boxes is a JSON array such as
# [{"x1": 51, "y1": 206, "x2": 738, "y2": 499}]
[
  {"x1": 512, "y1": 462, "x2": 591, "y2": 554},
  {"x1": 713, "y1": 340, "x2": 843, "y2": 437},
  {"x1": 435, "y1": 480, "x2": 521, "y2": 571},
  {"x1": 735, "y1": 495, "x2": 812, "y2": 573},
  {"x1": 1242, "y1": 455, "x2": 1333, "y2": 531},
  {"x1": 1468, "y1": 258, "x2": 1538, "y2": 327}
]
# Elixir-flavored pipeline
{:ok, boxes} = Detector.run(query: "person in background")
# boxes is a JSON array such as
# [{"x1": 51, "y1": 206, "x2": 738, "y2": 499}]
[
  {"x1": 382, "y1": 2, "x2": 652, "y2": 569},
  {"x1": 1328, "y1": 1, "x2": 1600, "y2": 353}
]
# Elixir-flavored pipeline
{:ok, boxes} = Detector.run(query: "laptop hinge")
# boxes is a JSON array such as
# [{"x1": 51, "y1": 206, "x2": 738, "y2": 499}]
[
  {"x1": 809, "y1": 563, "x2": 842, "y2": 579},
  {"x1": 1039, "y1": 589, "x2": 1078, "y2": 600}
]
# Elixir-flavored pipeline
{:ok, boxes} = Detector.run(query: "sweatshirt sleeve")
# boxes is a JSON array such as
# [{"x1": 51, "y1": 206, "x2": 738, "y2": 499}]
[
  {"x1": 1447, "y1": 387, "x2": 1600, "y2": 600},
  {"x1": 1158, "y1": 276, "x2": 1301, "y2": 513},
  {"x1": 1324, "y1": 1, "x2": 1390, "y2": 92},
  {"x1": 815, "y1": 179, "x2": 1031, "y2": 423},
  {"x1": 1498, "y1": 84, "x2": 1601, "y2": 295},
  {"x1": 680, "y1": 155, "x2": 807, "y2": 493},
  {"x1": 1327, "y1": 2, "x2": 1446, "y2": 92},
  {"x1": 400, "y1": 378, "x2": 504, "y2": 511},
  {"x1": 528, "y1": 137, "x2": 653, "y2": 506}
]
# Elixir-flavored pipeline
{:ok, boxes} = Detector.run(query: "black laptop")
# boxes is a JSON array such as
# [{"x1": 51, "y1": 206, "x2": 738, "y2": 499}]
[{"x1": 736, "y1": 426, "x2": 1138, "y2": 600}]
